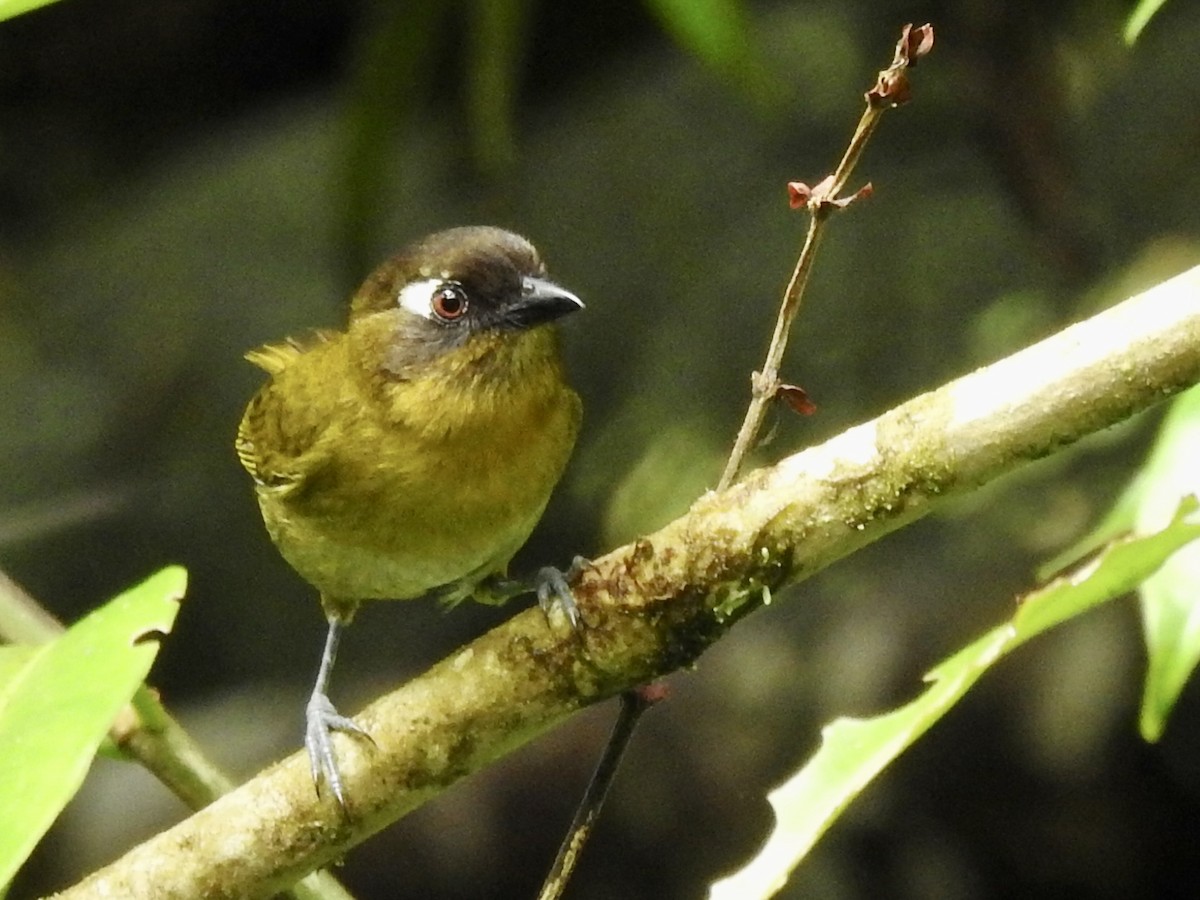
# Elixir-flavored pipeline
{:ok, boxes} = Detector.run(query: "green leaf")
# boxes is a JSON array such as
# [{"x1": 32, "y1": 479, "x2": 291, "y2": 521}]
[
  {"x1": 0, "y1": 566, "x2": 186, "y2": 888},
  {"x1": 1129, "y1": 386, "x2": 1200, "y2": 739},
  {"x1": 0, "y1": 646, "x2": 38, "y2": 694},
  {"x1": 1036, "y1": 380, "x2": 1200, "y2": 740},
  {"x1": 0, "y1": 0, "x2": 62, "y2": 24},
  {"x1": 1036, "y1": 476, "x2": 1141, "y2": 580},
  {"x1": 1124, "y1": 0, "x2": 1171, "y2": 45},
  {"x1": 709, "y1": 506, "x2": 1200, "y2": 900},
  {"x1": 642, "y1": 0, "x2": 778, "y2": 109},
  {"x1": 1139, "y1": 548, "x2": 1200, "y2": 739}
]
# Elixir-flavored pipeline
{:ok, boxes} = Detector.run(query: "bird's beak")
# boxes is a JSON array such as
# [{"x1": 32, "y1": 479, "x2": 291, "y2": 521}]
[{"x1": 508, "y1": 277, "x2": 585, "y2": 327}]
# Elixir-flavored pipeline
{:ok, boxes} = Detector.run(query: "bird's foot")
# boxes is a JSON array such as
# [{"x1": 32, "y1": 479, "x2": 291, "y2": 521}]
[
  {"x1": 534, "y1": 555, "x2": 593, "y2": 629},
  {"x1": 305, "y1": 690, "x2": 374, "y2": 811},
  {"x1": 469, "y1": 556, "x2": 592, "y2": 628}
]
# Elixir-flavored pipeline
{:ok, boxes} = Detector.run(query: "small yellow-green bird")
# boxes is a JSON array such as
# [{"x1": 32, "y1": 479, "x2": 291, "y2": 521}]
[{"x1": 236, "y1": 226, "x2": 583, "y2": 807}]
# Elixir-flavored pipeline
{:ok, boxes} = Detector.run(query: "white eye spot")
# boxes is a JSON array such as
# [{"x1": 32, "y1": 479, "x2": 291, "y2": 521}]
[{"x1": 396, "y1": 278, "x2": 444, "y2": 320}]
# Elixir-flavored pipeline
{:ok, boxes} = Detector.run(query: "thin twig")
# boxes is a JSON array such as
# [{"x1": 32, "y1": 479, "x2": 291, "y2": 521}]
[
  {"x1": 533, "y1": 25, "x2": 936, "y2": 900},
  {"x1": 536, "y1": 686, "x2": 665, "y2": 900},
  {"x1": 718, "y1": 23, "x2": 934, "y2": 491}
]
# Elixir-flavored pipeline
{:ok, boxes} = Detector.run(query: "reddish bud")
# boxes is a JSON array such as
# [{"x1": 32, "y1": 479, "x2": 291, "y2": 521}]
[
  {"x1": 787, "y1": 181, "x2": 812, "y2": 208},
  {"x1": 635, "y1": 682, "x2": 671, "y2": 705},
  {"x1": 777, "y1": 383, "x2": 817, "y2": 416}
]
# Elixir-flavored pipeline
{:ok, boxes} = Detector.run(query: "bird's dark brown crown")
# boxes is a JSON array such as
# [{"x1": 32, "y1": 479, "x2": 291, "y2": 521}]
[{"x1": 350, "y1": 226, "x2": 546, "y2": 322}]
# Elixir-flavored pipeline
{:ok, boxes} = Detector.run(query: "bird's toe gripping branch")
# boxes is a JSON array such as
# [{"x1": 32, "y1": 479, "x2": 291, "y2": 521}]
[{"x1": 534, "y1": 555, "x2": 593, "y2": 629}]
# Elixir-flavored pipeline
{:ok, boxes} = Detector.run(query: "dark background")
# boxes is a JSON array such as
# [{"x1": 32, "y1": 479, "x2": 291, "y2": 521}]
[{"x1": 3, "y1": 0, "x2": 1200, "y2": 897}]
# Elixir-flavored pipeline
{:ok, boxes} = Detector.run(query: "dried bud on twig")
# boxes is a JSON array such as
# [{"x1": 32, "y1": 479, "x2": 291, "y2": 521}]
[
  {"x1": 720, "y1": 22, "x2": 934, "y2": 492},
  {"x1": 787, "y1": 178, "x2": 874, "y2": 212},
  {"x1": 896, "y1": 22, "x2": 935, "y2": 65},
  {"x1": 867, "y1": 22, "x2": 934, "y2": 108}
]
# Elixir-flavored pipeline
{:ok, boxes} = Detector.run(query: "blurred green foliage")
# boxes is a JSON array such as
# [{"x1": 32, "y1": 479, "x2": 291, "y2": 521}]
[
  {"x1": 337, "y1": 0, "x2": 776, "y2": 278},
  {"x1": 0, "y1": 0, "x2": 58, "y2": 24},
  {"x1": 1125, "y1": 0, "x2": 1172, "y2": 43}
]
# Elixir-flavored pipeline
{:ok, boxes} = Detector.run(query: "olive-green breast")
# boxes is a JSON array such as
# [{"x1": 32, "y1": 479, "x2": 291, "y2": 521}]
[{"x1": 237, "y1": 325, "x2": 580, "y2": 603}]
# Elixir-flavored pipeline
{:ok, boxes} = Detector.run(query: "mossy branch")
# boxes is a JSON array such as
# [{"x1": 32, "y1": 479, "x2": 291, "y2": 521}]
[{"x1": 54, "y1": 264, "x2": 1200, "y2": 900}]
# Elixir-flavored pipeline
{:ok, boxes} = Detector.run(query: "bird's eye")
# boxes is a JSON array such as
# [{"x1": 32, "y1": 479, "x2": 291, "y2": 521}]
[{"x1": 431, "y1": 283, "x2": 468, "y2": 322}]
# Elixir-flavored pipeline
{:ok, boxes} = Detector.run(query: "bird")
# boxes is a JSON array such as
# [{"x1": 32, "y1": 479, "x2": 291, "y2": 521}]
[{"x1": 235, "y1": 226, "x2": 584, "y2": 808}]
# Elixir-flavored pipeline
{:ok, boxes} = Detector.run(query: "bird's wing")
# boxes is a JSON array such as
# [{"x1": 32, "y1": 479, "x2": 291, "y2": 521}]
[{"x1": 236, "y1": 333, "x2": 338, "y2": 491}]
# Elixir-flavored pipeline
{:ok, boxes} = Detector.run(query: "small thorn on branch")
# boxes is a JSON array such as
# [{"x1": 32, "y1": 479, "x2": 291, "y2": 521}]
[{"x1": 867, "y1": 22, "x2": 934, "y2": 108}]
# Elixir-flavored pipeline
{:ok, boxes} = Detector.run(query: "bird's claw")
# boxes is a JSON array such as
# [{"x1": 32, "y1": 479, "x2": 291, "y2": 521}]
[
  {"x1": 534, "y1": 555, "x2": 592, "y2": 629},
  {"x1": 305, "y1": 690, "x2": 373, "y2": 811}
]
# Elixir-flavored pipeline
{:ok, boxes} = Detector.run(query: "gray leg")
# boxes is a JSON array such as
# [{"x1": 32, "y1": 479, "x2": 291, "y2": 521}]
[{"x1": 305, "y1": 616, "x2": 372, "y2": 810}]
